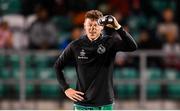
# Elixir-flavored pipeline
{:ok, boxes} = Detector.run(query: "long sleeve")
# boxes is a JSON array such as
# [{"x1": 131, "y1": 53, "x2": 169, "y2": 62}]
[
  {"x1": 114, "y1": 27, "x2": 138, "y2": 52},
  {"x1": 54, "y1": 43, "x2": 74, "y2": 92}
]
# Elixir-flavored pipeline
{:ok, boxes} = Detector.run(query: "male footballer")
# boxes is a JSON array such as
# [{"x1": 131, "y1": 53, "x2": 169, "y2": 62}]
[{"x1": 54, "y1": 10, "x2": 137, "y2": 110}]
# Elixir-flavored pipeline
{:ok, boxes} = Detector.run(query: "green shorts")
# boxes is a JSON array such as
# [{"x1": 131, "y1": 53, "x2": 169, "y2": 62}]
[{"x1": 74, "y1": 104, "x2": 113, "y2": 110}]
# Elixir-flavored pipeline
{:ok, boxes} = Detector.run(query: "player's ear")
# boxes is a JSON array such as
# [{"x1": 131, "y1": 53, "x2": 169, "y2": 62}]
[
  {"x1": 84, "y1": 18, "x2": 87, "y2": 27},
  {"x1": 100, "y1": 25, "x2": 104, "y2": 31},
  {"x1": 83, "y1": 22, "x2": 85, "y2": 28},
  {"x1": 100, "y1": 26, "x2": 104, "y2": 34},
  {"x1": 83, "y1": 21, "x2": 86, "y2": 30}
]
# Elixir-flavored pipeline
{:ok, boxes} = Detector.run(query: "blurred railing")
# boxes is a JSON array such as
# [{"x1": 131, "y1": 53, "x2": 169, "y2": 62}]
[{"x1": 0, "y1": 49, "x2": 180, "y2": 109}]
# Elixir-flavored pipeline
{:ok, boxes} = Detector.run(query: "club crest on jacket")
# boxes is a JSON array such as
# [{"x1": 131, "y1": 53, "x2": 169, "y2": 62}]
[{"x1": 97, "y1": 44, "x2": 106, "y2": 54}]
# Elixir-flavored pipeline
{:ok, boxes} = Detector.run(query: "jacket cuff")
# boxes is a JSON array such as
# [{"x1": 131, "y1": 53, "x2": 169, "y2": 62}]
[
  {"x1": 115, "y1": 25, "x2": 122, "y2": 30},
  {"x1": 62, "y1": 85, "x2": 70, "y2": 92}
]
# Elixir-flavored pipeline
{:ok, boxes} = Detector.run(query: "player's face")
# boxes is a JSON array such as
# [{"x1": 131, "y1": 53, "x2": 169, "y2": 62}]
[{"x1": 84, "y1": 18, "x2": 103, "y2": 41}]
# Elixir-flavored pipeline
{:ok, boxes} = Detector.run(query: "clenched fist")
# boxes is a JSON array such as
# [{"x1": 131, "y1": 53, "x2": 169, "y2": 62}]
[{"x1": 105, "y1": 15, "x2": 121, "y2": 30}]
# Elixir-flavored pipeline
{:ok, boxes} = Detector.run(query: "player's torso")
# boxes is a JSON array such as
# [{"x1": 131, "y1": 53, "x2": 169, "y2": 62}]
[{"x1": 72, "y1": 36, "x2": 115, "y2": 65}]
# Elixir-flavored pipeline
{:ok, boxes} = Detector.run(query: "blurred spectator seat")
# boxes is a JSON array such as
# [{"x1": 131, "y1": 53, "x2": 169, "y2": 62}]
[
  {"x1": 126, "y1": 1, "x2": 148, "y2": 41},
  {"x1": 147, "y1": 68, "x2": 162, "y2": 80},
  {"x1": 127, "y1": 15, "x2": 147, "y2": 41},
  {"x1": 121, "y1": 67, "x2": 139, "y2": 79},
  {"x1": 64, "y1": 67, "x2": 76, "y2": 80},
  {"x1": 114, "y1": 67, "x2": 138, "y2": 99},
  {"x1": 114, "y1": 68, "x2": 123, "y2": 79},
  {"x1": 0, "y1": 0, "x2": 21, "y2": 14},
  {"x1": 64, "y1": 67, "x2": 77, "y2": 89},
  {"x1": 40, "y1": 84, "x2": 61, "y2": 99},
  {"x1": 3, "y1": 84, "x2": 19, "y2": 99},
  {"x1": 34, "y1": 56, "x2": 50, "y2": 68},
  {"x1": 0, "y1": 67, "x2": 19, "y2": 79},
  {"x1": 147, "y1": 83, "x2": 161, "y2": 99},
  {"x1": 11, "y1": 68, "x2": 20, "y2": 79},
  {"x1": 125, "y1": 84, "x2": 137, "y2": 99},
  {"x1": 38, "y1": 68, "x2": 55, "y2": 79},
  {"x1": 148, "y1": 0, "x2": 176, "y2": 15},
  {"x1": 52, "y1": 16, "x2": 73, "y2": 32},
  {"x1": 167, "y1": 83, "x2": 180, "y2": 99},
  {"x1": 0, "y1": 84, "x2": 4, "y2": 97},
  {"x1": 8, "y1": 54, "x2": 20, "y2": 69},
  {"x1": 0, "y1": 55, "x2": 5, "y2": 67},
  {"x1": 146, "y1": 68, "x2": 162, "y2": 99},
  {"x1": 26, "y1": 84, "x2": 35, "y2": 99},
  {"x1": 148, "y1": 16, "x2": 158, "y2": 30},
  {"x1": 116, "y1": 85, "x2": 126, "y2": 99},
  {"x1": 26, "y1": 68, "x2": 37, "y2": 80},
  {"x1": 59, "y1": 26, "x2": 82, "y2": 50},
  {"x1": 164, "y1": 68, "x2": 180, "y2": 99},
  {"x1": 116, "y1": 84, "x2": 137, "y2": 99},
  {"x1": 25, "y1": 55, "x2": 34, "y2": 68},
  {"x1": 0, "y1": 68, "x2": 10, "y2": 79},
  {"x1": 114, "y1": 67, "x2": 138, "y2": 79},
  {"x1": 165, "y1": 68, "x2": 178, "y2": 80}
]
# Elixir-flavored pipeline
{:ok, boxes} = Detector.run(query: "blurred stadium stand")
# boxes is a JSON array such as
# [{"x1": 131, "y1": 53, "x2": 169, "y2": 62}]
[
  {"x1": 0, "y1": 50, "x2": 180, "y2": 109},
  {"x1": 0, "y1": 0, "x2": 179, "y2": 110}
]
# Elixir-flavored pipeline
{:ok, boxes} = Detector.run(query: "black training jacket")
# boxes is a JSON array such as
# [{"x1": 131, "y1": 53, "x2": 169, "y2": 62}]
[{"x1": 54, "y1": 27, "x2": 137, "y2": 107}]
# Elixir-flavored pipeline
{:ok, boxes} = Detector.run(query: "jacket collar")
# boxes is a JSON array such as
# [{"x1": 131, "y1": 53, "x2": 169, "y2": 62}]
[{"x1": 84, "y1": 34, "x2": 103, "y2": 44}]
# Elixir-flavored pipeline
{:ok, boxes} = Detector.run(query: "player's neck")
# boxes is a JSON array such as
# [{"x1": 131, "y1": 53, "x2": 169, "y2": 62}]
[
  {"x1": 87, "y1": 34, "x2": 101, "y2": 42},
  {"x1": 90, "y1": 37, "x2": 99, "y2": 41}
]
